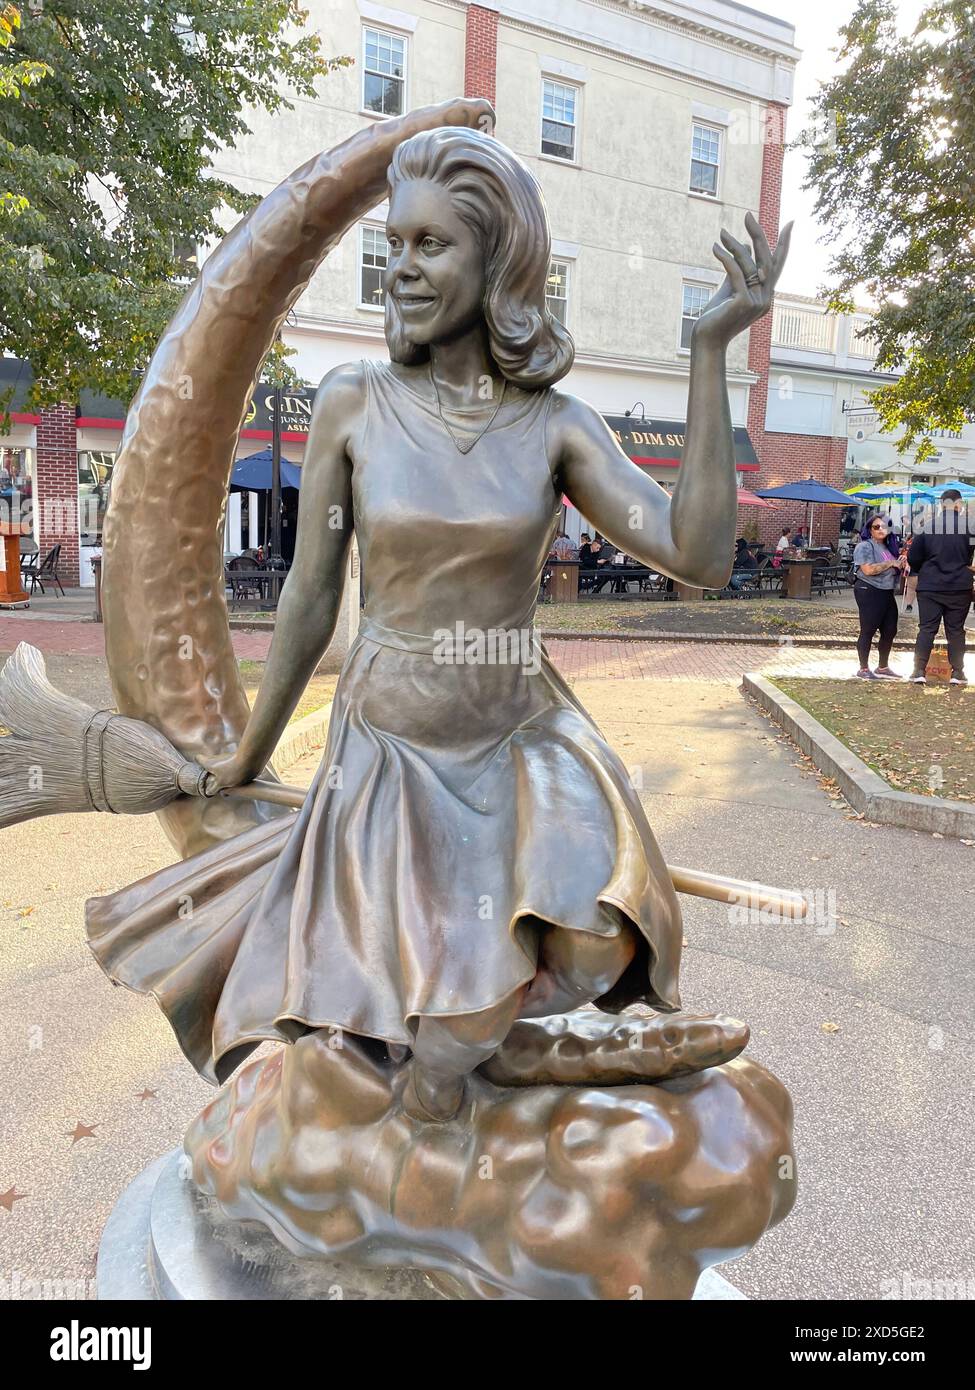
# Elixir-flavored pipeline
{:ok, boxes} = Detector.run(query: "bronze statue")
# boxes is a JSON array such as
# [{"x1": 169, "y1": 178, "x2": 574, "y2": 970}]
[{"x1": 21, "y1": 100, "x2": 800, "y2": 1296}]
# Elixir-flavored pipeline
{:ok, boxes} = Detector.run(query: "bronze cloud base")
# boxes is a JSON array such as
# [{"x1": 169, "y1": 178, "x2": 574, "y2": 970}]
[{"x1": 181, "y1": 1016, "x2": 796, "y2": 1301}]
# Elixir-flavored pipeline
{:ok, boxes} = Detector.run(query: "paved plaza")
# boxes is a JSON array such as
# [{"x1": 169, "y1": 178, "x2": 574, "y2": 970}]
[{"x1": 0, "y1": 619, "x2": 972, "y2": 1301}]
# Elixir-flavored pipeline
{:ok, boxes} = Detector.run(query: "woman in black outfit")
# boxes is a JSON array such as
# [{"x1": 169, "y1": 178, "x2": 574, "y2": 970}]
[{"x1": 852, "y1": 516, "x2": 906, "y2": 679}]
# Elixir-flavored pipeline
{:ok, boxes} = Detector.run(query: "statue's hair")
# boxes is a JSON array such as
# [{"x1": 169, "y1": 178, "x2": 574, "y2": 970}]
[{"x1": 384, "y1": 127, "x2": 575, "y2": 389}]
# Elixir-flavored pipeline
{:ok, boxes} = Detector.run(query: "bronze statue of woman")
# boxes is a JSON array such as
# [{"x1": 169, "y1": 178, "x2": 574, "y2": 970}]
[{"x1": 86, "y1": 100, "x2": 790, "y2": 1129}]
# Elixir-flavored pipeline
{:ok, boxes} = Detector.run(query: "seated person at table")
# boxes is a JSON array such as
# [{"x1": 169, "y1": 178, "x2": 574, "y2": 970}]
[
  {"x1": 581, "y1": 537, "x2": 614, "y2": 592},
  {"x1": 775, "y1": 527, "x2": 793, "y2": 554},
  {"x1": 729, "y1": 538, "x2": 757, "y2": 590},
  {"x1": 551, "y1": 531, "x2": 577, "y2": 561}
]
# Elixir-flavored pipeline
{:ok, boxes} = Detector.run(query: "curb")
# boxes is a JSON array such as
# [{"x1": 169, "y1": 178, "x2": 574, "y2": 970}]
[
  {"x1": 540, "y1": 629, "x2": 944, "y2": 649},
  {"x1": 229, "y1": 617, "x2": 275, "y2": 631},
  {"x1": 742, "y1": 672, "x2": 975, "y2": 840},
  {"x1": 271, "y1": 704, "x2": 332, "y2": 775}
]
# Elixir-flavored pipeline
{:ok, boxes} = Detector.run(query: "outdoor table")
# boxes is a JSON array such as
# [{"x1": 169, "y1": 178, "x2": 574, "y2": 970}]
[
  {"x1": 583, "y1": 563, "x2": 653, "y2": 595},
  {"x1": 547, "y1": 558, "x2": 579, "y2": 602},
  {"x1": 0, "y1": 520, "x2": 31, "y2": 607},
  {"x1": 782, "y1": 558, "x2": 814, "y2": 600}
]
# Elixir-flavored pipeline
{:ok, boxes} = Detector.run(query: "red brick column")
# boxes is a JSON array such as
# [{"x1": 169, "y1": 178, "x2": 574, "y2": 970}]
[
  {"x1": 746, "y1": 103, "x2": 786, "y2": 458},
  {"x1": 464, "y1": 3, "x2": 498, "y2": 104},
  {"x1": 745, "y1": 104, "x2": 849, "y2": 548},
  {"x1": 35, "y1": 404, "x2": 79, "y2": 586}
]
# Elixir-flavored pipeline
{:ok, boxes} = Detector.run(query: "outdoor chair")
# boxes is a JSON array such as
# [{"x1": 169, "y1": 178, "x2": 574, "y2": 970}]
[
  {"x1": 22, "y1": 543, "x2": 65, "y2": 597},
  {"x1": 225, "y1": 554, "x2": 267, "y2": 611}
]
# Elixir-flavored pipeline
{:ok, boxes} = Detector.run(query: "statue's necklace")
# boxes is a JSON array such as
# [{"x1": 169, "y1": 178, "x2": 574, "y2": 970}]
[{"x1": 429, "y1": 365, "x2": 507, "y2": 455}]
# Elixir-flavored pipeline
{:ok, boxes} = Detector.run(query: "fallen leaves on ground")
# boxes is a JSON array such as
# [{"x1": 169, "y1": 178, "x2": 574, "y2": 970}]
[{"x1": 774, "y1": 678, "x2": 975, "y2": 804}]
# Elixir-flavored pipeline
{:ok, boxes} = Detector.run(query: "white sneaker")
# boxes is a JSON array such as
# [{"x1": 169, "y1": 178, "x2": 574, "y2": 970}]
[
  {"x1": 950, "y1": 675, "x2": 968, "y2": 686},
  {"x1": 909, "y1": 673, "x2": 927, "y2": 684}
]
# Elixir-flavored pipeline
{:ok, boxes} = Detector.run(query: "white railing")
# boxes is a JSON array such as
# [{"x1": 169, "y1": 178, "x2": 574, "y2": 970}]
[
  {"x1": 847, "y1": 317, "x2": 879, "y2": 358},
  {"x1": 772, "y1": 304, "x2": 836, "y2": 353}
]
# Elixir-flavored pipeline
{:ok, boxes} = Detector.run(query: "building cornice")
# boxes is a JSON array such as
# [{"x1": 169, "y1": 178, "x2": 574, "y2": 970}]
[
  {"x1": 435, "y1": 0, "x2": 796, "y2": 104},
  {"x1": 768, "y1": 355, "x2": 899, "y2": 384}
]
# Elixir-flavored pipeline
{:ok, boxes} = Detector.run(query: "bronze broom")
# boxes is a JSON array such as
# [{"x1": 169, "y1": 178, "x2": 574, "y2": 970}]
[{"x1": 0, "y1": 643, "x2": 806, "y2": 918}]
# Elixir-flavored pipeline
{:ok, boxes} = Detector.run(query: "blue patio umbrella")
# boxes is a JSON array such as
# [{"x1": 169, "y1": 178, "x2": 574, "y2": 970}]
[
  {"x1": 926, "y1": 480, "x2": 975, "y2": 498},
  {"x1": 754, "y1": 476, "x2": 855, "y2": 547},
  {"x1": 230, "y1": 448, "x2": 302, "y2": 491},
  {"x1": 847, "y1": 484, "x2": 936, "y2": 503},
  {"x1": 754, "y1": 476, "x2": 853, "y2": 504}
]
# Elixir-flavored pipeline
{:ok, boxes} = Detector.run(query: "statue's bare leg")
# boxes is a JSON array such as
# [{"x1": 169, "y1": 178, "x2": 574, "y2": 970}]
[
  {"x1": 404, "y1": 992, "x2": 527, "y2": 1122},
  {"x1": 403, "y1": 919, "x2": 749, "y2": 1121},
  {"x1": 518, "y1": 920, "x2": 638, "y2": 1019},
  {"x1": 404, "y1": 921, "x2": 636, "y2": 1121}
]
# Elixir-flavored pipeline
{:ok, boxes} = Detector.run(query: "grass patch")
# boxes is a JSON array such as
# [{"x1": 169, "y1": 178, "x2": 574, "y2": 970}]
[
  {"x1": 238, "y1": 660, "x2": 338, "y2": 724},
  {"x1": 538, "y1": 597, "x2": 907, "y2": 639},
  {"x1": 774, "y1": 676, "x2": 975, "y2": 803}
]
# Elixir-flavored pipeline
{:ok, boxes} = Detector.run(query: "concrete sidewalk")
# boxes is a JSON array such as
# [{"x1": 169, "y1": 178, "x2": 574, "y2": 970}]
[{"x1": 0, "y1": 666, "x2": 971, "y2": 1300}]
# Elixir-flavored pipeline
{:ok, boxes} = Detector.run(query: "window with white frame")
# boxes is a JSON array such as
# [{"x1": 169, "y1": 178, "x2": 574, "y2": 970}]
[
  {"x1": 541, "y1": 79, "x2": 578, "y2": 161},
  {"x1": 362, "y1": 27, "x2": 406, "y2": 116},
  {"x1": 689, "y1": 122, "x2": 721, "y2": 197},
  {"x1": 680, "y1": 282, "x2": 712, "y2": 349},
  {"x1": 359, "y1": 225, "x2": 389, "y2": 308},
  {"x1": 546, "y1": 259, "x2": 570, "y2": 325}
]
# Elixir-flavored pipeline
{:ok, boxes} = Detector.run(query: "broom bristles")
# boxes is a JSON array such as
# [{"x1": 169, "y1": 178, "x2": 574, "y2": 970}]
[{"x1": 0, "y1": 643, "x2": 205, "y2": 829}]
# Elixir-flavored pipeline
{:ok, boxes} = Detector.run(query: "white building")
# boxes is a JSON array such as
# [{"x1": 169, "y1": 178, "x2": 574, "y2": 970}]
[
  {"x1": 4, "y1": 0, "x2": 801, "y2": 581},
  {"x1": 769, "y1": 292, "x2": 975, "y2": 488},
  {"x1": 209, "y1": 0, "x2": 799, "y2": 546}
]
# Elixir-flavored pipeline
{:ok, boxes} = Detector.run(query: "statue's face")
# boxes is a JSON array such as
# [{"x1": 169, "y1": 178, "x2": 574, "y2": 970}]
[{"x1": 385, "y1": 179, "x2": 485, "y2": 348}]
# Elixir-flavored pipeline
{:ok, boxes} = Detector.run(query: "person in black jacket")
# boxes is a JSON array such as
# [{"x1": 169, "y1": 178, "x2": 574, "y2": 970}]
[{"x1": 906, "y1": 490, "x2": 975, "y2": 684}]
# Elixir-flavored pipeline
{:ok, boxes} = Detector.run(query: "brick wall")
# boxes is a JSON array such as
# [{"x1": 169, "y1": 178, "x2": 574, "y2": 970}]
[
  {"x1": 745, "y1": 103, "x2": 849, "y2": 548},
  {"x1": 752, "y1": 434, "x2": 849, "y2": 547},
  {"x1": 465, "y1": 3, "x2": 498, "y2": 103},
  {"x1": 35, "y1": 404, "x2": 79, "y2": 586}
]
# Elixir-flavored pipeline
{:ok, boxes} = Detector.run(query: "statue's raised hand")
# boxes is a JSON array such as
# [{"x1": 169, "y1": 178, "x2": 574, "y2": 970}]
[
  {"x1": 372, "y1": 96, "x2": 496, "y2": 152},
  {"x1": 692, "y1": 211, "x2": 792, "y2": 349}
]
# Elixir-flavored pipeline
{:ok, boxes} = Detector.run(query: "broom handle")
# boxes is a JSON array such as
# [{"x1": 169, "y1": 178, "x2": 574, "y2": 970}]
[{"x1": 221, "y1": 782, "x2": 807, "y2": 918}]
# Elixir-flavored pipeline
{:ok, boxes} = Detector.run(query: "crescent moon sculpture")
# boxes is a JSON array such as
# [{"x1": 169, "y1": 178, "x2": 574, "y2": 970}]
[{"x1": 102, "y1": 99, "x2": 494, "y2": 859}]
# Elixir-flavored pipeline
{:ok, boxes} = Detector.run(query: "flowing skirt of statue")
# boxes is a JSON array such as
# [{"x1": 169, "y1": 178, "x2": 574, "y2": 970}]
[
  {"x1": 85, "y1": 361, "x2": 684, "y2": 1085},
  {"x1": 85, "y1": 633, "x2": 683, "y2": 1084}
]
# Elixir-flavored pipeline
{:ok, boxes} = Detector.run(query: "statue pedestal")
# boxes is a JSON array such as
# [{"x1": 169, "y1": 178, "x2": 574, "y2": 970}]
[{"x1": 97, "y1": 1150, "x2": 746, "y2": 1301}]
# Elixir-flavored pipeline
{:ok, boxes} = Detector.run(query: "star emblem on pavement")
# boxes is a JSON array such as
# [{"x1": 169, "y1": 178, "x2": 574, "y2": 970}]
[
  {"x1": 0, "y1": 1186, "x2": 28, "y2": 1212},
  {"x1": 67, "y1": 1122, "x2": 98, "y2": 1144},
  {"x1": 135, "y1": 1089, "x2": 157, "y2": 1101}
]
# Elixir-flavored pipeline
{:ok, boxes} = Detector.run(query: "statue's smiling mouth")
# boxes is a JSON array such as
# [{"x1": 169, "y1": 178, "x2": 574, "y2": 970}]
[{"x1": 395, "y1": 293, "x2": 437, "y2": 310}]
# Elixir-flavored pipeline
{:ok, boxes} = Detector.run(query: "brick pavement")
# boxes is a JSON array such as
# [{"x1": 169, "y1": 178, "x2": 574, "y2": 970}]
[
  {"x1": 544, "y1": 637, "x2": 880, "y2": 683},
  {"x1": 0, "y1": 617, "x2": 273, "y2": 661},
  {"x1": 0, "y1": 615, "x2": 890, "y2": 683}
]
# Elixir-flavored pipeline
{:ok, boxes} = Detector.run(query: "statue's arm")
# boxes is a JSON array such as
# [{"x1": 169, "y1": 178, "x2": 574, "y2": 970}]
[
  {"x1": 208, "y1": 363, "x2": 360, "y2": 787},
  {"x1": 551, "y1": 346, "x2": 735, "y2": 590},
  {"x1": 554, "y1": 212, "x2": 790, "y2": 590}
]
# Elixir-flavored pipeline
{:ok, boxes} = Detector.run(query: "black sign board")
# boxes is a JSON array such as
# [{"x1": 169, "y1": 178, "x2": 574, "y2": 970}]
[{"x1": 602, "y1": 415, "x2": 759, "y2": 469}]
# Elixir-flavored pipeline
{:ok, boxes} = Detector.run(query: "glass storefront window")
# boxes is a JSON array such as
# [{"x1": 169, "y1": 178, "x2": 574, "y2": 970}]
[
  {"x1": 0, "y1": 445, "x2": 34, "y2": 532},
  {"x1": 78, "y1": 451, "x2": 116, "y2": 546}
]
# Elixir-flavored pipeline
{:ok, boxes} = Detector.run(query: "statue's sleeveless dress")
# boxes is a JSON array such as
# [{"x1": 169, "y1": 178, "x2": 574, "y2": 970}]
[{"x1": 85, "y1": 360, "x2": 683, "y2": 1084}]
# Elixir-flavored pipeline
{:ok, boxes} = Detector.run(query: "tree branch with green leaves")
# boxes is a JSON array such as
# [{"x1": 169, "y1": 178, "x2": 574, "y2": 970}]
[
  {"x1": 0, "y1": 2, "x2": 351, "y2": 419},
  {"x1": 802, "y1": 0, "x2": 975, "y2": 461}
]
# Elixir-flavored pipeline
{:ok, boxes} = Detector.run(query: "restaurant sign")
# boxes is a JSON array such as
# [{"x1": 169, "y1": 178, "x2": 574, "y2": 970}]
[
  {"x1": 244, "y1": 385, "x2": 318, "y2": 436},
  {"x1": 602, "y1": 415, "x2": 759, "y2": 471}
]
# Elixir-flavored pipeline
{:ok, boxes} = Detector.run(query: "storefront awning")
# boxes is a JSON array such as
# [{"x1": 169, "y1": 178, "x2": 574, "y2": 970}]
[
  {"x1": 0, "y1": 356, "x2": 38, "y2": 421},
  {"x1": 601, "y1": 415, "x2": 759, "y2": 472}
]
